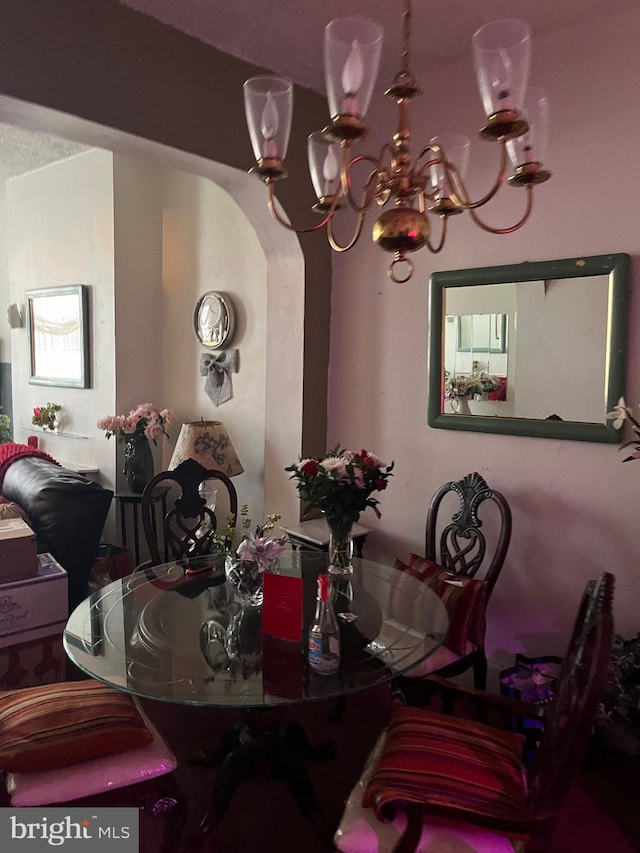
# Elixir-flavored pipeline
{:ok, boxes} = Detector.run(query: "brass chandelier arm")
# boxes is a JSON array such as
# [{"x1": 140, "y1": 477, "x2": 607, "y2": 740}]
[
  {"x1": 415, "y1": 143, "x2": 443, "y2": 174},
  {"x1": 266, "y1": 182, "x2": 341, "y2": 234},
  {"x1": 342, "y1": 144, "x2": 395, "y2": 213},
  {"x1": 467, "y1": 184, "x2": 534, "y2": 234},
  {"x1": 327, "y1": 211, "x2": 367, "y2": 252},
  {"x1": 447, "y1": 144, "x2": 509, "y2": 210},
  {"x1": 343, "y1": 161, "x2": 383, "y2": 213},
  {"x1": 425, "y1": 212, "x2": 448, "y2": 253}
]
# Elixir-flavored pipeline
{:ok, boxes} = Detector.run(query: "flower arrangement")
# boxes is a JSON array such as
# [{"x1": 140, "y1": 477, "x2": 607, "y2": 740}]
[
  {"x1": 32, "y1": 403, "x2": 61, "y2": 431},
  {"x1": 444, "y1": 372, "x2": 502, "y2": 399},
  {"x1": 236, "y1": 515, "x2": 287, "y2": 574},
  {"x1": 208, "y1": 505, "x2": 286, "y2": 564},
  {"x1": 97, "y1": 403, "x2": 174, "y2": 444},
  {"x1": 606, "y1": 397, "x2": 640, "y2": 461},
  {"x1": 286, "y1": 446, "x2": 394, "y2": 526}
]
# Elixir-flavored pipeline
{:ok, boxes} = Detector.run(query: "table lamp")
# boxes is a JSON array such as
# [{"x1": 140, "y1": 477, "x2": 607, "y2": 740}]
[{"x1": 169, "y1": 420, "x2": 244, "y2": 478}]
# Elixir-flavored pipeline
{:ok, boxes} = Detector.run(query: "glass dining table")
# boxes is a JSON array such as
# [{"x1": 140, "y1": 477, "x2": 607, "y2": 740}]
[{"x1": 64, "y1": 550, "x2": 449, "y2": 844}]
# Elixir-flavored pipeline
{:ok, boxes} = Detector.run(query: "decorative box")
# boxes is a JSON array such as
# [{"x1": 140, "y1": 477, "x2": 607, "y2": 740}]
[
  {"x1": 0, "y1": 553, "x2": 68, "y2": 649},
  {"x1": 0, "y1": 518, "x2": 38, "y2": 582},
  {"x1": 0, "y1": 633, "x2": 66, "y2": 689}
]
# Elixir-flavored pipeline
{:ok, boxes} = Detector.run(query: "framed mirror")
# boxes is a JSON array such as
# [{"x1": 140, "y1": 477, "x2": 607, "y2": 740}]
[
  {"x1": 428, "y1": 254, "x2": 631, "y2": 442},
  {"x1": 194, "y1": 291, "x2": 236, "y2": 349},
  {"x1": 26, "y1": 284, "x2": 90, "y2": 388}
]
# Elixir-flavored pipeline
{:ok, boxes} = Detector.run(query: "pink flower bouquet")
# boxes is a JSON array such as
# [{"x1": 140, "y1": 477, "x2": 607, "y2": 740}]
[{"x1": 97, "y1": 403, "x2": 174, "y2": 444}]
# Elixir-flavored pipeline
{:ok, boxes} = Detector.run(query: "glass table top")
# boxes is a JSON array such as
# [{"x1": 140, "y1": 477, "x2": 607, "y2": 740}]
[{"x1": 64, "y1": 551, "x2": 449, "y2": 709}]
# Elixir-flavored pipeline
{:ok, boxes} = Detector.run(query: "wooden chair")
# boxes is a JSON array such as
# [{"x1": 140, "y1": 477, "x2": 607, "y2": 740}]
[
  {"x1": 335, "y1": 572, "x2": 615, "y2": 853},
  {"x1": 0, "y1": 681, "x2": 186, "y2": 853},
  {"x1": 397, "y1": 471, "x2": 512, "y2": 697},
  {"x1": 138, "y1": 458, "x2": 238, "y2": 568}
]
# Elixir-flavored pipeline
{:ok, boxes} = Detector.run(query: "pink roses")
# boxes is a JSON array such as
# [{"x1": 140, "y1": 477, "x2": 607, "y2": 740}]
[{"x1": 98, "y1": 403, "x2": 174, "y2": 445}]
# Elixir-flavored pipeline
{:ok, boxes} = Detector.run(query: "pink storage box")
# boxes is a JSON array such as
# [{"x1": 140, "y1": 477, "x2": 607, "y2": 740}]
[
  {"x1": 0, "y1": 553, "x2": 68, "y2": 649},
  {"x1": 0, "y1": 518, "x2": 38, "y2": 582}
]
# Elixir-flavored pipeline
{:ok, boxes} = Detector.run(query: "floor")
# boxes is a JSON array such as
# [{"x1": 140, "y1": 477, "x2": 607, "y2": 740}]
[{"x1": 139, "y1": 685, "x2": 640, "y2": 853}]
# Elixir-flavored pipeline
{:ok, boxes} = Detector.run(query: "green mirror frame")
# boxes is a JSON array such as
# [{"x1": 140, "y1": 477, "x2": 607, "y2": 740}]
[{"x1": 428, "y1": 253, "x2": 631, "y2": 443}]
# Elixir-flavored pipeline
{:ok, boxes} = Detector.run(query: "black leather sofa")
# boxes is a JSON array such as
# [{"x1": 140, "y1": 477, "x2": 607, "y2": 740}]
[{"x1": 2, "y1": 456, "x2": 114, "y2": 611}]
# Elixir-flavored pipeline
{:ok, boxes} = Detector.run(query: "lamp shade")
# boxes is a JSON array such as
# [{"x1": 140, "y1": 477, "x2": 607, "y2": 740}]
[{"x1": 169, "y1": 421, "x2": 244, "y2": 477}]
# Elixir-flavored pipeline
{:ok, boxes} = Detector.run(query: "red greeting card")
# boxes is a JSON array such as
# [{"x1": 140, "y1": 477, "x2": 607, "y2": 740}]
[{"x1": 262, "y1": 573, "x2": 303, "y2": 642}]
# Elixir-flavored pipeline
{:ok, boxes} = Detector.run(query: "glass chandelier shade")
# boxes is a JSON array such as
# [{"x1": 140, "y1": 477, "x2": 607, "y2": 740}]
[
  {"x1": 429, "y1": 133, "x2": 471, "y2": 200},
  {"x1": 244, "y1": 76, "x2": 293, "y2": 164},
  {"x1": 472, "y1": 19, "x2": 532, "y2": 116},
  {"x1": 308, "y1": 131, "x2": 342, "y2": 204},
  {"x1": 507, "y1": 86, "x2": 550, "y2": 168},
  {"x1": 243, "y1": 1, "x2": 551, "y2": 283},
  {"x1": 324, "y1": 17, "x2": 384, "y2": 121}
]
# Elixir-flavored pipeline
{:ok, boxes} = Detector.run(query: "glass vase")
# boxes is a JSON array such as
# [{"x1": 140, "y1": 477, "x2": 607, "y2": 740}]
[
  {"x1": 325, "y1": 515, "x2": 355, "y2": 576},
  {"x1": 225, "y1": 555, "x2": 265, "y2": 606},
  {"x1": 123, "y1": 434, "x2": 154, "y2": 494}
]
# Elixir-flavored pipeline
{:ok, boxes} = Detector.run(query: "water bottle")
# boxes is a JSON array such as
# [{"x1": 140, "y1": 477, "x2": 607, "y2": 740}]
[{"x1": 308, "y1": 573, "x2": 340, "y2": 675}]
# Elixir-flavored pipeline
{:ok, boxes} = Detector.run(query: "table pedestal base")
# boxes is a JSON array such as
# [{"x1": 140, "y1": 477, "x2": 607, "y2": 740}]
[{"x1": 182, "y1": 707, "x2": 335, "y2": 851}]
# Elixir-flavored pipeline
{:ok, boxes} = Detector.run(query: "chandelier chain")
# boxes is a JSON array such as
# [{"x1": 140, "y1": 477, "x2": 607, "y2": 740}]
[{"x1": 401, "y1": 0, "x2": 412, "y2": 76}]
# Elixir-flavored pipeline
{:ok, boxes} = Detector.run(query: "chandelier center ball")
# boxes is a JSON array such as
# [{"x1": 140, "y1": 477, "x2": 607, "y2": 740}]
[{"x1": 372, "y1": 208, "x2": 430, "y2": 254}]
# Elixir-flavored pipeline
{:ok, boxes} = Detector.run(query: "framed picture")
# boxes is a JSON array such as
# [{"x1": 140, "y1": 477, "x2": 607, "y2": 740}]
[
  {"x1": 26, "y1": 284, "x2": 90, "y2": 388},
  {"x1": 194, "y1": 291, "x2": 236, "y2": 349}
]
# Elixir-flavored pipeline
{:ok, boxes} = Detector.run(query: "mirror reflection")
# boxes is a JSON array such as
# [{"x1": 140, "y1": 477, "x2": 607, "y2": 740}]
[{"x1": 429, "y1": 254, "x2": 630, "y2": 442}]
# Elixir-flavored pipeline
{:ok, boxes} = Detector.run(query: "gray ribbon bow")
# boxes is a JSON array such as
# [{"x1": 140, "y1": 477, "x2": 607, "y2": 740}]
[{"x1": 199, "y1": 349, "x2": 239, "y2": 406}]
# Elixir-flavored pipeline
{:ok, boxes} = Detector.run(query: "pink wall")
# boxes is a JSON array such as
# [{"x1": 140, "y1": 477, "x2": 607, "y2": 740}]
[{"x1": 328, "y1": 7, "x2": 640, "y2": 670}]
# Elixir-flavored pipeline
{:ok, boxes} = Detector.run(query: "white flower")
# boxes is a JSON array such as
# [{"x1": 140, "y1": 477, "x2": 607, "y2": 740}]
[
  {"x1": 321, "y1": 456, "x2": 349, "y2": 476},
  {"x1": 606, "y1": 397, "x2": 629, "y2": 430}
]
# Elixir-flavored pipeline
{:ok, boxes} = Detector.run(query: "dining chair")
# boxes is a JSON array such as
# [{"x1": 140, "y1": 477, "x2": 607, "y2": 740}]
[
  {"x1": 396, "y1": 471, "x2": 512, "y2": 699},
  {"x1": 335, "y1": 572, "x2": 615, "y2": 853},
  {"x1": 138, "y1": 458, "x2": 238, "y2": 569},
  {"x1": 0, "y1": 680, "x2": 186, "y2": 853}
]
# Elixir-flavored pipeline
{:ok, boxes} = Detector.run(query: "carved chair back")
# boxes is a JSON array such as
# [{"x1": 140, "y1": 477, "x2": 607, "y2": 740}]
[
  {"x1": 139, "y1": 458, "x2": 238, "y2": 567},
  {"x1": 527, "y1": 571, "x2": 614, "y2": 822},
  {"x1": 425, "y1": 471, "x2": 512, "y2": 597}
]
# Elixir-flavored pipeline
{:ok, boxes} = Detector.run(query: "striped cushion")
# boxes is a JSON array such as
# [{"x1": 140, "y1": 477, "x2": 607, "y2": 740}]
[
  {"x1": 362, "y1": 701, "x2": 527, "y2": 829},
  {"x1": 335, "y1": 731, "x2": 518, "y2": 852},
  {"x1": 394, "y1": 556, "x2": 488, "y2": 655},
  {"x1": 0, "y1": 681, "x2": 153, "y2": 772},
  {"x1": 6, "y1": 705, "x2": 176, "y2": 805}
]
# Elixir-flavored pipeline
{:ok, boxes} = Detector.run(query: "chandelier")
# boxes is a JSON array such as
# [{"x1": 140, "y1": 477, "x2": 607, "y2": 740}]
[{"x1": 243, "y1": 0, "x2": 551, "y2": 283}]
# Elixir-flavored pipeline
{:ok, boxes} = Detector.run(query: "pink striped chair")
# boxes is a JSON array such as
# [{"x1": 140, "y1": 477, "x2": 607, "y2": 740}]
[{"x1": 336, "y1": 573, "x2": 614, "y2": 853}]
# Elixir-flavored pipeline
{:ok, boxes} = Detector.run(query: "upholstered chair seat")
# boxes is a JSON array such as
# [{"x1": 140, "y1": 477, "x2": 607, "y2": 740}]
[
  {"x1": 335, "y1": 730, "x2": 519, "y2": 853},
  {"x1": 0, "y1": 681, "x2": 185, "y2": 851},
  {"x1": 335, "y1": 573, "x2": 614, "y2": 853}
]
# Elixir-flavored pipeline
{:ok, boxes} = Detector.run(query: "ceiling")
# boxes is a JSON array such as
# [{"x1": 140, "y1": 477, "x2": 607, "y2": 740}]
[
  {"x1": 0, "y1": 124, "x2": 89, "y2": 183},
  {"x1": 115, "y1": 0, "x2": 636, "y2": 92},
  {"x1": 0, "y1": 0, "x2": 635, "y2": 181}
]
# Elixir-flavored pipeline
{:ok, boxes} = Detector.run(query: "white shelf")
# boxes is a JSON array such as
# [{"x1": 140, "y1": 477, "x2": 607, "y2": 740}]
[{"x1": 18, "y1": 426, "x2": 89, "y2": 440}]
